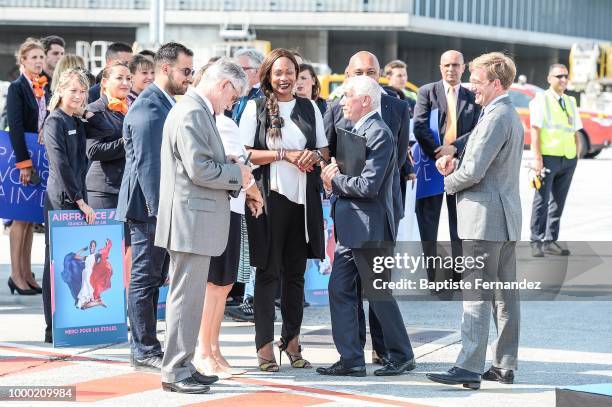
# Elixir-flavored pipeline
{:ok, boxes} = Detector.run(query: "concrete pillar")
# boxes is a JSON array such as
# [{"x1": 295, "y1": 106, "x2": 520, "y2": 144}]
[
  {"x1": 317, "y1": 30, "x2": 329, "y2": 67},
  {"x1": 384, "y1": 31, "x2": 399, "y2": 63}
]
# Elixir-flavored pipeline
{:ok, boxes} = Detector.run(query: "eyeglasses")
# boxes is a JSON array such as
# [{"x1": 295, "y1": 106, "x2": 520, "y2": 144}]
[
  {"x1": 175, "y1": 67, "x2": 195, "y2": 77},
  {"x1": 552, "y1": 74, "x2": 569, "y2": 79},
  {"x1": 227, "y1": 80, "x2": 240, "y2": 104}
]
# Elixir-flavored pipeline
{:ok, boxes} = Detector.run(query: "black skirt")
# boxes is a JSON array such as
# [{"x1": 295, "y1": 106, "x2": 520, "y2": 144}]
[{"x1": 208, "y1": 211, "x2": 241, "y2": 286}]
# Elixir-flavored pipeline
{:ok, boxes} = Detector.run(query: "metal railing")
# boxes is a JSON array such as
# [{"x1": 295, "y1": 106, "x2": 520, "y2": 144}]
[
  {"x1": 412, "y1": 0, "x2": 612, "y2": 40},
  {"x1": 1, "y1": 0, "x2": 409, "y2": 12}
]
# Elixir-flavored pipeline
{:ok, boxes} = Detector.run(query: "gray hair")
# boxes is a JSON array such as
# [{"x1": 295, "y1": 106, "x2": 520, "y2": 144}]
[
  {"x1": 344, "y1": 75, "x2": 381, "y2": 110},
  {"x1": 234, "y1": 48, "x2": 264, "y2": 68},
  {"x1": 201, "y1": 57, "x2": 248, "y2": 96}
]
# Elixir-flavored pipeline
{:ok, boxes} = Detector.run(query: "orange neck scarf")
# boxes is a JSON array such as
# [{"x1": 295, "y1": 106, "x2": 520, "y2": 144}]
[
  {"x1": 25, "y1": 72, "x2": 47, "y2": 99},
  {"x1": 105, "y1": 91, "x2": 128, "y2": 115}
]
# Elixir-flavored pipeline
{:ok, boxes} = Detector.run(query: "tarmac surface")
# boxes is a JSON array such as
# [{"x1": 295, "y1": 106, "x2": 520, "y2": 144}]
[{"x1": 0, "y1": 149, "x2": 611, "y2": 406}]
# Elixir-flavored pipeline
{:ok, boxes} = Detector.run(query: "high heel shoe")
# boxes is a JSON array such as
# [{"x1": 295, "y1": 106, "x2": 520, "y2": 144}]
[
  {"x1": 257, "y1": 345, "x2": 279, "y2": 372},
  {"x1": 8, "y1": 277, "x2": 37, "y2": 295},
  {"x1": 277, "y1": 338, "x2": 311, "y2": 369},
  {"x1": 27, "y1": 281, "x2": 42, "y2": 294}
]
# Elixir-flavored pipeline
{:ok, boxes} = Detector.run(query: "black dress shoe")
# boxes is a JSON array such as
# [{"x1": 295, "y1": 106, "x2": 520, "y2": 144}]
[
  {"x1": 131, "y1": 354, "x2": 163, "y2": 372},
  {"x1": 8, "y1": 277, "x2": 37, "y2": 295},
  {"x1": 192, "y1": 371, "x2": 219, "y2": 385},
  {"x1": 426, "y1": 366, "x2": 481, "y2": 390},
  {"x1": 543, "y1": 241, "x2": 570, "y2": 256},
  {"x1": 316, "y1": 360, "x2": 366, "y2": 377},
  {"x1": 162, "y1": 377, "x2": 210, "y2": 394},
  {"x1": 482, "y1": 366, "x2": 514, "y2": 384},
  {"x1": 374, "y1": 358, "x2": 416, "y2": 376},
  {"x1": 531, "y1": 242, "x2": 545, "y2": 257}
]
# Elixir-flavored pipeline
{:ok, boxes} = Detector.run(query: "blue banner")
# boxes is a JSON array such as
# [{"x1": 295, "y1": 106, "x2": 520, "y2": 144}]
[
  {"x1": 0, "y1": 131, "x2": 47, "y2": 222},
  {"x1": 49, "y1": 209, "x2": 128, "y2": 347},
  {"x1": 411, "y1": 109, "x2": 445, "y2": 199},
  {"x1": 304, "y1": 198, "x2": 333, "y2": 306}
]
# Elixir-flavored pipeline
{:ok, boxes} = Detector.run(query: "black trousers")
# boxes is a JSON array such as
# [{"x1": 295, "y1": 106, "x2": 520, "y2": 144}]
[
  {"x1": 530, "y1": 156, "x2": 577, "y2": 242},
  {"x1": 254, "y1": 191, "x2": 308, "y2": 350},
  {"x1": 415, "y1": 192, "x2": 462, "y2": 282},
  {"x1": 329, "y1": 243, "x2": 414, "y2": 368}
]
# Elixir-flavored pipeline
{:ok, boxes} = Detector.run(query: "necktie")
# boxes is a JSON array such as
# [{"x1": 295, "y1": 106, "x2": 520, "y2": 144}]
[
  {"x1": 444, "y1": 86, "x2": 457, "y2": 145},
  {"x1": 477, "y1": 109, "x2": 485, "y2": 123},
  {"x1": 558, "y1": 97, "x2": 567, "y2": 112},
  {"x1": 232, "y1": 96, "x2": 248, "y2": 122}
]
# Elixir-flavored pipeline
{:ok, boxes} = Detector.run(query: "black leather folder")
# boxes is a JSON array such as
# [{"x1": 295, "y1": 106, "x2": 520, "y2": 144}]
[{"x1": 336, "y1": 128, "x2": 366, "y2": 177}]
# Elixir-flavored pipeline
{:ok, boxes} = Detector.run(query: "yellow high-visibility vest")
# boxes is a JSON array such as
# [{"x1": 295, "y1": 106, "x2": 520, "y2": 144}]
[{"x1": 535, "y1": 90, "x2": 578, "y2": 159}]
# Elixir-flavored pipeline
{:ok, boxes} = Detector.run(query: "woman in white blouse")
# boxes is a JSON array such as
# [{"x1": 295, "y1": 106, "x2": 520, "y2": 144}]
[{"x1": 240, "y1": 48, "x2": 330, "y2": 372}]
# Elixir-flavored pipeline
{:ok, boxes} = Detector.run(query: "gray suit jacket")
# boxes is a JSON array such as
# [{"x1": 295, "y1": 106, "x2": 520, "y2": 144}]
[
  {"x1": 444, "y1": 96, "x2": 523, "y2": 241},
  {"x1": 154, "y1": 88, "x2": 242, "y2": 256},
  {"x1": 331, "y1": 113, "x2": 397, "y2": 248}
]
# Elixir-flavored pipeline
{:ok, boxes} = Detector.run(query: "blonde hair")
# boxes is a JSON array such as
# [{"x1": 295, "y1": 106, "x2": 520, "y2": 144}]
[
  {"x1": 51, "y1": 54, "x2": 85, "y2": 93},
  {"x1": 469, "y1": 52, "x2": 516, "y2": 90},
  {"x1": 48, "y1": 68, "x2": 90, "y2": 112},
  {"x1": 15, "y1": 37, "x2": 44, "y2": 65}
]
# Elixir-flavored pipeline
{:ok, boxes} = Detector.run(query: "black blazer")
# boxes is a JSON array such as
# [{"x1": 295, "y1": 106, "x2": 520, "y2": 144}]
[
  {"x1": 5, "y1": 74, "x2": 50, "y2": 166},
  {"x1": 43, "y1": 109, "x2": 87, "y2": 207},
  {"x1": 413, "y1": 80, "x2": 481, "y2": 160},
  {"x1": 84, "y1": 95, "x2": 125, "y2": 194},
  {"x1": 245, "y1": 96, "x2": 325, "y2": 269}
]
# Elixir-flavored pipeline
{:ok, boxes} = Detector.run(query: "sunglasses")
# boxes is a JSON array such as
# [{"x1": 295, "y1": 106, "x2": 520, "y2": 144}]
[
  {"x1": 175, "y1": 67, "x2": 195, "y2": 77},
  {"x1": 552, "y1": 74, "x2": 569, "y2": 79}
]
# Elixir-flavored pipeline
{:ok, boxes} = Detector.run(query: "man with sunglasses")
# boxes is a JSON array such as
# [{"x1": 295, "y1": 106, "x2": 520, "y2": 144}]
[
  {"x1": 117, "y1": 42, "x2": 196, "y2": 374},
  {"x1": 528, "y1": 64, "x2": 582, "y2": 257}
]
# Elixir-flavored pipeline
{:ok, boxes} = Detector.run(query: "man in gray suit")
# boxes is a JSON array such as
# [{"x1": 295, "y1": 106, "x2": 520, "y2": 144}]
[
  {"x1": 427, "y1": 52, "x2": 523, "y2": 390},
  {"x1": 155, "y1": 59, "x2": 257, "y2": 394}
]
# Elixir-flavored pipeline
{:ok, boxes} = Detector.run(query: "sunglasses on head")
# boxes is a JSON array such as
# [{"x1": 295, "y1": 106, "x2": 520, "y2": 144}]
[{"x1": 552, "y1": 74, "x2": 569, "y2": 79}]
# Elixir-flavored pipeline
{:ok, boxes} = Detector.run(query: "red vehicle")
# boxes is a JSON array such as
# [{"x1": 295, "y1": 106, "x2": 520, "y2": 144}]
[{"x1": 508, "y1": 83, "x2": 612, "y2": 158}]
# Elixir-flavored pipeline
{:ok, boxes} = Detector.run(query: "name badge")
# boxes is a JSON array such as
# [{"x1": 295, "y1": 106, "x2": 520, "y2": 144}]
[{"x1": 68, "y1": 129, "x2": 77, "y2": 135}]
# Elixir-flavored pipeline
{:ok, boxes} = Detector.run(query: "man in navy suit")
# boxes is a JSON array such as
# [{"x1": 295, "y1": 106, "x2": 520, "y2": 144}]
[
  {"x1": 413, "y1": 50, "x2": 481, "y2": 283},
  {"x1": 317, "y1": 76, "x2": 415, "y2": 377},
  {"x1": 88, "y1": 42, "x2": 133, "y2": 102},
  {"x1": 116, "y1": 42, "x2": 194, "y2": 372},
  {"x1": 324, "y1": 51, "x2": 411, "y2": 367}
]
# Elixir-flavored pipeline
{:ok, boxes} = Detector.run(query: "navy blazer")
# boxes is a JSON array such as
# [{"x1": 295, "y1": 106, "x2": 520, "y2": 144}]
[
  {"x1": 331, "y1": 113, "x2": 397, "y2": 248},
  {"x1": 413, "y1": 80, "x2": 481, "y2": 160},
  {"x1": 116, "y1": 83, "x2": 174, "y2": 222},
  {"x1": 84, "y1": 95, "x2": 126, "y2": 194},
  {"x1": 88, "y1": 83, "x2": 101, "y2": 105},
  {"x1": 43, "y1": 109, "x2": 87, "y2": 206},
  {"x1": 5, "y1": 74, "x2": 50, "y2": 166},
  {"x1": 325, "y1": 92, "x2": 410, "y2": 228}
]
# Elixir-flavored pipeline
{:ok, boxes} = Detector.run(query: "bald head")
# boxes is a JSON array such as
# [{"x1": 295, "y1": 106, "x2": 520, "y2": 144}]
[
  {"x1": 347, "y1": 51, "x2": 380, "y2": 80},
  {"x1": 439, "y1": 50, "x2": 465, "y2": 86}
]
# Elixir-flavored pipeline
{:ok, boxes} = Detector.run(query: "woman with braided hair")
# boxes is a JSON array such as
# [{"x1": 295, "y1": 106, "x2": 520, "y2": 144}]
[{"x1": 239, "y1": 48, "x2": 329, "y2": 372}]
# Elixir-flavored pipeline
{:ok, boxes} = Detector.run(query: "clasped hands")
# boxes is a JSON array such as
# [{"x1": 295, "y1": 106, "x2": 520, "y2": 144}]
[{"x1": 283, "y1": 149, "x2": 320, "y2": 172}]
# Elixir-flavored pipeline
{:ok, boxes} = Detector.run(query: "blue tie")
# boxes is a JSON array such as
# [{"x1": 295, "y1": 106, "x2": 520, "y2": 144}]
[{"x1": 232, "y1": 96, "x2": 249, "y2": 123}]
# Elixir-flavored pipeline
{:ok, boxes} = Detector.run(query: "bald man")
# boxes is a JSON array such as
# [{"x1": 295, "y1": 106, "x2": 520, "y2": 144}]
[
  {"x1": 413, "y1": 50, "x2": 481, "y2": 284},
  {"x1": 324, "y1": 50, "x2": 413, "y2": 367}
]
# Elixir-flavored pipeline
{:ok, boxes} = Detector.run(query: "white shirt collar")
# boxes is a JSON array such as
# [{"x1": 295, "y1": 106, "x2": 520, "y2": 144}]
[
  {"x1": 353, "y1": 110, "x2": 378, "y2": 132},
  {"x1": 153, "y1": 82, "x2": 176, "y2": 106},
  {"x1": 200, "y1": 94, "x2": 215, "y2": 116},
  {"x1": 483, "y1": 93, "x2": 508, "y2": 115},
  {"x1": 443, "y1": 81, "x2": 461, "y2": 96}
]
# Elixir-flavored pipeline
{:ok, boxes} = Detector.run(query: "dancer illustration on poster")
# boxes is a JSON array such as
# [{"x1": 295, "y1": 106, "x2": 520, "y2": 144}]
[{"x1": 72, "y1": 239, "x2": 113, "y2": 309}]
